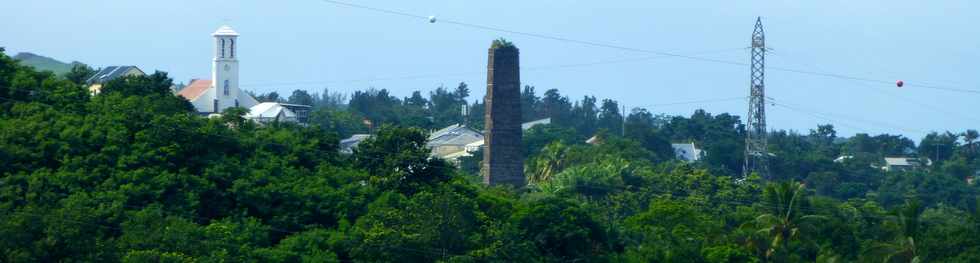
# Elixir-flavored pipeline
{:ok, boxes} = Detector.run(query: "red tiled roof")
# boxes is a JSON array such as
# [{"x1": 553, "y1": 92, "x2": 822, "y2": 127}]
[{"x1": 177, "y1": 79, "x2": 212, "y2": 100}]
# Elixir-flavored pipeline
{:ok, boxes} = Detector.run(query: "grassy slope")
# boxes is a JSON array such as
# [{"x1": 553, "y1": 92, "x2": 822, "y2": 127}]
[{"x1": 12, "y1": 52, "x2": 80, "y2": 75}]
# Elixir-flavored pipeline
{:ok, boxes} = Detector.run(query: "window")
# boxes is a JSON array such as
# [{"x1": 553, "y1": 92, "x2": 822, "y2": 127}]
[
  {"x1": 220, "y1": 39, "x2": 225, "y2": 58},
  {"x1": 223, "y1": 80, "x2": 230, "y2": 95},
  {"x1": 230, "y1": 39, "x2": 235, "y2": 58}
]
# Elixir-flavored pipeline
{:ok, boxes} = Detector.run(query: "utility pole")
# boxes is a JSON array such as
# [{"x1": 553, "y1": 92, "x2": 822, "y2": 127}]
[
  {"x1": 622, "y1": 104, "x2": 626, "y2": 137},
  {"x1": 461, "y1": 103, "x2": 468, "y2": 126},
  {"x1": 743, "y1": 17, "x2": 770, "y2": 179}
]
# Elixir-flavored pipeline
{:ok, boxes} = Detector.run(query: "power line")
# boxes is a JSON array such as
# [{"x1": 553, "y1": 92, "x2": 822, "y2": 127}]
[
  {"x1": 767, "y1": 97, "x2": 929, "y2": 135},
  {"x1": 854, "y1": 83, "x2": 980, "y2": 124},
  {"x1": 631, "y1": 96, "x2": 746, "y2": 109},
  {"x1": 316, "y1": 0, "x2": 980, "y2": 95},
  {"x1": 239, "y1": 47, "x2": 746, "y2": 88},
  {"x1": 768, "y1": 51, "x2": 980, "y2": 123},
  {"x1": 769, "y1": 50, "x2": 977, "y2": 92},
  {"x1": 767, "y1": 101, "x2": 870, "y2": 134}
]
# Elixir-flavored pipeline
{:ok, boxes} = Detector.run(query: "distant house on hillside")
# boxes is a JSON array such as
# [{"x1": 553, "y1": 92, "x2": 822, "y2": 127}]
[
  {"x1": 340, "y1": 119, "x2": 548, "y2": 158},
  {"x1": 585, "y1": 135, "x2": 602, "y2": 145},
  {"x1": 340, "y1": 134, "x2": 372, "y2": 154},
  {"x1": 85, "y1": 66, "x2": 145, "y2": 95},
  {"x1": 881, "y1": 157, "x2": 931, "y2": 172},
  {"x1": 522, "y1": 118, "x2": 551, "y2": 130},
  {"x1": 246, "y1": 102, "x2": 298, "y2": 124},
  {"x1": 671, "y1": 142, "x2": 705, "y2": 162},
  {"x1": 279, "y1": 103, "x2": 312, "y2": 124},
  {"x1": 428, "y1": 124, "x2": 484, "y2": 159}
]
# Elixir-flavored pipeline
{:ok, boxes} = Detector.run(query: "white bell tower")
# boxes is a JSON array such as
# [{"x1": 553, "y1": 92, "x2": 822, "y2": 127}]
[{"x1": 211, "y1": 25, "x2": 240, "y2": 112}]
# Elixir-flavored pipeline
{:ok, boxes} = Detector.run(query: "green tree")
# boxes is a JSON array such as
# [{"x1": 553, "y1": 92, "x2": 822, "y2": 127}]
[
  {"x1": 919, "y1": 131, "x2": 959, "y2": 164},
  {"x1": 521, "y1": 85, "x2": 541, "y2": 122},
  {"x1": 221, "y1": 106, "x2": 252, "y2": 129},
  {"x1": 744, "y1": 181, "x2": 824, "y2": 261},
  {"x1": 353, "y1": 125, "x2": 450, "y2": 194},
  {"x1": 527, "y1": 141, "x2": 569, "y2": 185},
  {"x1": 597, "y1": 99, "x2": 623, "y2": 136},
  {"x1": 868, "y1": 200, "x2": 923, "y2": 263},
  {"x1": 510, "y1": 197, "x2": 610, "y2": 262},
  {"x1": 64, "y1": 63, "x2": 96, "y2": 85},
  {"x1": 288, "y1": 89, "x2": 315, "y2": 106}
]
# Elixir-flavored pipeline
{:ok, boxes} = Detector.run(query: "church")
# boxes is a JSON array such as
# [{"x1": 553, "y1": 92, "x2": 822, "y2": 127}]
[{"x1": 177, "y1": 26, "x2": 262, "y2": 115}]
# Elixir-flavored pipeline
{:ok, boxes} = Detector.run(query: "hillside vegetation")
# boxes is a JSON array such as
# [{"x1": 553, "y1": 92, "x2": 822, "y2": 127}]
[
  {"x1": 11, "y1": 52, "x2": 80, "y2": 76},
  {"x1": 2, "y1": 49, "x2": 980, "y2": 262}
]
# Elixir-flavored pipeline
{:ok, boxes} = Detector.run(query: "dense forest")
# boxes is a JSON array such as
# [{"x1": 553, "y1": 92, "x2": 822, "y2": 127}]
[{"x1": 2, "y1": 48, "x2": 980, "y2": 262}]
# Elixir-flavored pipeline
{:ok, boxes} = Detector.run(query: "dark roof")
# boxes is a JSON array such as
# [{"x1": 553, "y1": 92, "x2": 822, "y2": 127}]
[
  {"x1": 85, "y1": 66, "x2": 144, "y2": 84},
  {"x1": 279, "y1": 103, "x2": 313, "y2": 109}
]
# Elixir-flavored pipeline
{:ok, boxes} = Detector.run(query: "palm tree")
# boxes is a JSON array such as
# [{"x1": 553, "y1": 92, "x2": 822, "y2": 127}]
[
  {"x1": 962, "y1": 130, "x2": 978, "y2": 157},
  {"x1": 869, "y1": 199, "x2": 923, "y2": 263},
  {"x1": 744, "y1": 181, "x2": 825, "y2": 261},
  {"x1": 528, "y1": 141, "x2": 567, "y2": 185}
]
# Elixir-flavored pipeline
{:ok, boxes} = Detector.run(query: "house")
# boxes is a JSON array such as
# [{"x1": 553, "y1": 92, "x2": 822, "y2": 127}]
[
  {"x1": 341, "y1": 119, "x2": 547, "y2": 159},
  {"x1": 427, "y1": 124, "x2": 484, "y2": 159},
  {"x1": 425, "y1": 119, "x2": 565, "y2": 163},
  {"x1": 340, "y1": 134, "x2": 372, "y2": 154},
  {"x1": 881, "y1": 157, "x2": 931, "y2": 172},
  {"x1": 834, "y1": 155, "x2": 854, "y2": 163},
  {"x1": 465, "y1": 140, "x2": 484, "y2": 153},
  {"x1": 585, "y1": 135, "x2": 602, "y2": 145},
  {"x1": 176, "y1": 25, "x2": 260, "y2": 115},
  {"x1": 85, "y1": 65, "x2": 145, "y2": 95},
  {"x1": 279, "y1": 103, "x2": 313, "y2": 124},
  {"x1": 246, "y1": 102, "x2": 299, "y2": 124},
  {"x1": 671, "y1": 142, "x2": 705, "y2": 162},
  {"x1": 522, "y1": 118, "x2": 551, "y2": 130}
]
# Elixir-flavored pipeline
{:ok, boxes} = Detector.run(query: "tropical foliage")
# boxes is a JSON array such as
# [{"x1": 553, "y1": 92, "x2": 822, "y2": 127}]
[{"x1": 2, "y1": 49, "x2": 979, "y2": 262}]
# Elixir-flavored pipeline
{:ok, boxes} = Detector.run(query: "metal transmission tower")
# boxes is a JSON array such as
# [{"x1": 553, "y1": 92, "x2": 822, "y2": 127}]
[{"x1": 744, "y1": 17, "x2": 770, "y2": 179}]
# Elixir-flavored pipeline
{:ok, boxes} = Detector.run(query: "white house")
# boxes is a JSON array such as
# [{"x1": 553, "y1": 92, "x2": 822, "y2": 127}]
[
  {"x1": 671, "y1": 142, "x2": 705, "y2": 162},
  {"x1": 246, "y1": 102, "x2": 298, "y2": 124},
  {"x1": 177, "y1": 25, "x2": 259, "y2": 114},
  {"x1": 427, "y1": 124, "x2": 484, "y2": 159},
  {"x1": 341, "y1": 120, "x2": 549, "y2": 158},
  {"x1": 881, "y1": 157, "x2": 931, "y2": 172},
  {"x1": 521, "y1": 118, "x2": 551, "y2": 130}
]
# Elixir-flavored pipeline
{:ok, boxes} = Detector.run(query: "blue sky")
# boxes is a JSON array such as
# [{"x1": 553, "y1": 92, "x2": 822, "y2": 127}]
[{"x1": 2, "y1": 0, "x2": 978, "y2": 140}]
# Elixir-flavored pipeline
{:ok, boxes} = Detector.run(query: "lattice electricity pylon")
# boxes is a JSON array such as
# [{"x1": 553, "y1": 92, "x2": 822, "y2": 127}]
[{"x1": 744, "y1": 17, "x2": 770, "y2": 179}]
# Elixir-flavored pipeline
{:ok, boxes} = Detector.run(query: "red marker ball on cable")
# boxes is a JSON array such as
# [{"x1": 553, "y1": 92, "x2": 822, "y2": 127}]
[{"x1": 896, "y1": 80, "x2": 904, "y2": 88}]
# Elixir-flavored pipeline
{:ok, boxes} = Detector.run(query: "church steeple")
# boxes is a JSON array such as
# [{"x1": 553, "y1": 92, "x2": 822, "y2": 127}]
[
  {"x1": 210, "y1": 25, "x2": 241, "y2": 113},
  {"x1": 212, "y1": 25, "x2": 239, "y2": 60},
  {"x1": 178, "y1": 25, "x2": 258, "y2": 114}
]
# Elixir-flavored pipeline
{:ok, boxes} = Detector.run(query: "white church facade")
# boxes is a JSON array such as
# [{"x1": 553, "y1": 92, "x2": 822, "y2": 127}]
[{"x1": 178, "y1": 25, "x2": 263, "y2": 115}]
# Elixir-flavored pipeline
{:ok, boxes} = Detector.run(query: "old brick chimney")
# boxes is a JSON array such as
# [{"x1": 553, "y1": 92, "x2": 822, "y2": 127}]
[{"x1": 483, "y1": 39, "x2": 524, "y2": 186}]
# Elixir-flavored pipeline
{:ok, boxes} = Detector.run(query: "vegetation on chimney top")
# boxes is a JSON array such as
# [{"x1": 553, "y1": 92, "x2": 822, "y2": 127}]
[{"x1": 491, "y1": 38, "x2": 516, "y2": 49}]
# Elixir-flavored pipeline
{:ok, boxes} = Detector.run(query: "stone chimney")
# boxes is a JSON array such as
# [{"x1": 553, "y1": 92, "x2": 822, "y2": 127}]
[{"x1": 483, "y1": 39, "x2": 524, "y2": 186}]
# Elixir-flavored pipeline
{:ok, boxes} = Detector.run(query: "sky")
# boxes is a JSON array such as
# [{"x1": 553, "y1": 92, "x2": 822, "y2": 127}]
[{"x1": 3, "y1": 0, "x2": 978, "y2": 140}]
